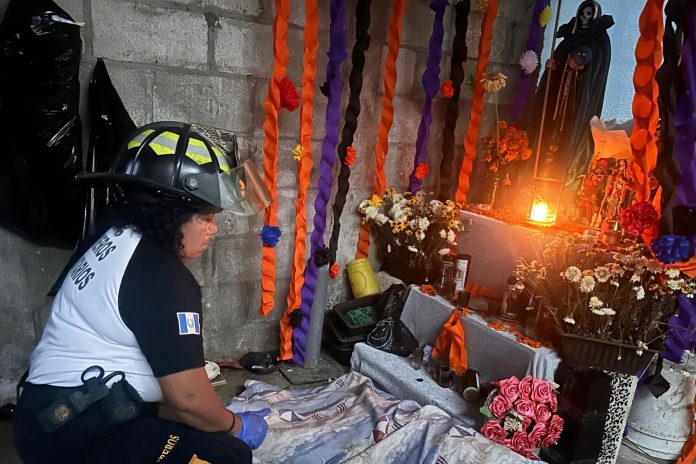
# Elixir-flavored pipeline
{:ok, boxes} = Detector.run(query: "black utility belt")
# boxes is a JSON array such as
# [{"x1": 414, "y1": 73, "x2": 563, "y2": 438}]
[{"x1": 37, "y1": 366, "x2": 144, "y2": 433}]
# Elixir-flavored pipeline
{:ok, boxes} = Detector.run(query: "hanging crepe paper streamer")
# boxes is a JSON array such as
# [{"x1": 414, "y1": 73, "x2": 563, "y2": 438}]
[
  {"x1": 440, "y1": 80, "x2": 454, "y2": 98},
  {"x1": 432, "y1": 309, "x2": 468, "y2": 374},
  {"x1": 344, "y1": 145, "x2": 357, "y2": 166},
  {"x1": 455, "y1": 0, "x2": 499, "y2": 204},
  {"x1": 356, "y1": 0, "x2": 406, "y2": 259},
  {"x1": 260, "y1": 225, "x2": 281, "y2": 247},
  {"x1": 329, "y1": 263, "x2": 340, "y2": 279},
  {"x1": 437, "y1": 0, "x2": 470, "y2": 202},
  {"x1": 630, "y1": 0, "x2": 664, "y2": 201},
  {"x1": 655, "y1": 0, "x2": 685, "y2": 233},
  {"x1": 292, "y1": 143, "x2": 302, "y2": 161},
  {"x1": 539, "y1": 4, "x2": 551, "y2": 27},
  {"x1": 279, "y1": 0, "x2": 319, "y2": 361},
  {"x1": 259, "y1": 0, "x2": 290, "y2": 316},
  {"x1": 630, "y1": 0, "x2": 664, "y2": 245},
  {"x1": 293, "y1": 0, "x2": 348, "y2": 364},
  {"x1": 675, "y1": 3, "x2": 696, "y2": 210},
  {"x1": 509, "y1": 0, "x2": 548, "y2": 127},
  {"x1": 279, "y1": 77, "x2": 300, "y2": 112},
  {"x1": 327, "y1": 0, "x2": 371, "y2": 269},
  {"x1": 407, "y1": 0, "x2": 448, "y2": 193}
]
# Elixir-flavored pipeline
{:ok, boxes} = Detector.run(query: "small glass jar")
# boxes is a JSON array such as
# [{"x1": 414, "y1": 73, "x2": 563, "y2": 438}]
[{"x1": 438, "y1": 365, "x2": 453, "y2": 388}]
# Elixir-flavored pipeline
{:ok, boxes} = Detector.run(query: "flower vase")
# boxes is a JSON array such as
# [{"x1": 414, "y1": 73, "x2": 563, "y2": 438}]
[
  {"x1": 624, "y1": 353, "x2": 696, "y2": 460},
  {"x1": 381, "y1": 254, "x2": 435, "y2": 285},
  {"x1": 559, "y1": 333, "x2": 657, "y2": 375}
]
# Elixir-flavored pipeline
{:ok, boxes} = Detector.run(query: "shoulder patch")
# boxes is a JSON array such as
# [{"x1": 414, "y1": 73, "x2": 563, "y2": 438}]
[{"x1": 177, "y1": 312, "x2": 201, "y2": 335}]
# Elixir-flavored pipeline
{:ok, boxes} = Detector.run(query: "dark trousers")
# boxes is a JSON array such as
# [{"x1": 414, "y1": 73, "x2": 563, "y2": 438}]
[{"x1": 14, "y1": 383, "x2": 251, "y2": 464}]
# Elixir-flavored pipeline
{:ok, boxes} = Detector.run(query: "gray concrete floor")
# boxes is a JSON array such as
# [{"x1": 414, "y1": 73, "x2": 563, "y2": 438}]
[{"x1": 0, "y1": 357, "x2": 675, "y2": 463}]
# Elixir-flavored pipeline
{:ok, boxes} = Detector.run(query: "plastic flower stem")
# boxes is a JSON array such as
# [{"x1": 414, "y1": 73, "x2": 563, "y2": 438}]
[
  {"x1": 259, "y1": 0, "x2": 290, "y2": 316},
  {"x1": 356, "y1": 0, "x2": 406, "y2": 259},
  {"x1": 278, "y1": 0, "x2": 319, "y2": 361},
  {"x1": 455, "y1": 0, "x2": 499, "y2": 204},
  {"x1": 407, "y1": 0, "x2": 448, "y2": 193},
  {"x1": 293, "y1": 0, "x2": 348, "y2": 364},
  {"x1": 327, "y1": 0, "x2": 372, "y2": 266}
]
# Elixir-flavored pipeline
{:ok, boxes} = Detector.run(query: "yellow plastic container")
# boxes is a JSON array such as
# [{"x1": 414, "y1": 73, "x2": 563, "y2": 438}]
[{"x1": 346, "y1": 258, "x2": 380, "y2": 298}]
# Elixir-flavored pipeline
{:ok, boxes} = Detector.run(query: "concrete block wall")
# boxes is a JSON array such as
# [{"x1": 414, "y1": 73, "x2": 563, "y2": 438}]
[{"x1": 0, "y1": 0, "x2": 533, "y2": 404}]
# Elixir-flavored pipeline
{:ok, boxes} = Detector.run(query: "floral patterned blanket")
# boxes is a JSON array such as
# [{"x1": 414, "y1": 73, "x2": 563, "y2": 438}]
[{"x1": 226, "y1": 371, "x2": 534, "y2": 464}]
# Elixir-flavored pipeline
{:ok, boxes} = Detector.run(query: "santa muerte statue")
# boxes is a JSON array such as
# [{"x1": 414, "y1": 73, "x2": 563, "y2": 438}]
[{"x1": 527, "y1": 1, "x2": 614, "y2": 191}]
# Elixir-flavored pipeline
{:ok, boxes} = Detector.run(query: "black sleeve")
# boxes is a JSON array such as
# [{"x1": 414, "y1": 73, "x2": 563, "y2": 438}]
[{"x1": 118, "y1": 239, "x2": 205, "y2": 377}]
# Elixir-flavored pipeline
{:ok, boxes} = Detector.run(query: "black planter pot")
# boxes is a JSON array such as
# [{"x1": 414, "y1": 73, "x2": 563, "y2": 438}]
[
  {"x1": 381, "y1": 254, "x2": 437, "y2": 285},
  {"x1": 559, "y1": 333, "x2": 658, "y2": 375}
]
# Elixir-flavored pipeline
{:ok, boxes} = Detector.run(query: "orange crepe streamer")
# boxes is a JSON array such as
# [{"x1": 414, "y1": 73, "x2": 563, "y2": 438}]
[
  {"x1": 356, "y1": 0, "x2": 406, "y2": 259},
  {"x1": 465, "y1": 280, "x2": 499, "y2": 299},
  {"x1": 454, "y1": 0, "x2": 499, "y2": 204},
  {"x1": 260, "y1": 0, "x2": 291, "y2": 316},
  {"x1": 630, "y1": 0, "x2": 663, "y2": 214},
  {"x1": 432, "y1": 309, "x2": 468, "y2": 375},
  {"x1": 677, "y1": 385, "x2": 696, "y2": 464},
  {"x1": 278, "y1": 0, "x2": 319, "y2": 360}
]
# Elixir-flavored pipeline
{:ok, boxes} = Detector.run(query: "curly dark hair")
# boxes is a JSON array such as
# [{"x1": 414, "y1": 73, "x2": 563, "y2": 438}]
[{"x1": 110, "y1": 201, "x2": 201, "y2": 256}]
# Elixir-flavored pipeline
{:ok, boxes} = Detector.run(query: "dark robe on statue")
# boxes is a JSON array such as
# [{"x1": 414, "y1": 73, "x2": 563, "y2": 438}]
[{"x1": 527, "y1": 1, "x2": 614, "y2": 192}]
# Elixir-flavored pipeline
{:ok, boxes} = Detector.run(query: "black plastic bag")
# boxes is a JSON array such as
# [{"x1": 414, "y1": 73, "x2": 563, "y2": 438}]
[
  {"x1": 83, "y1": 58, "x2": 136, "y2": 239},
  {"x1": 367, "y1": 285, "x2": 419, "y2": 357},
  {"x1": 0, "y1": 0, "x2": 83, "y2": 247}
]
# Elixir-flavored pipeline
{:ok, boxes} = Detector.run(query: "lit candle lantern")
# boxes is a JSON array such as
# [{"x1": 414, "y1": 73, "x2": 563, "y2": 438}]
[{"x1": 526, "y1": 199, "x2": 556, "y2": 226}]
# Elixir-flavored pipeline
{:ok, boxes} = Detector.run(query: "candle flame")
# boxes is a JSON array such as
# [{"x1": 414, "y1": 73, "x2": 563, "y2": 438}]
[{"x1": 529, "y1": 202, "x2": 548, "y2": 223}]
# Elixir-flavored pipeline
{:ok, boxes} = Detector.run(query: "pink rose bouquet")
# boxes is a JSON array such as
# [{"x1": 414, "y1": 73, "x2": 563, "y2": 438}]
[{"x1": 479, "y1": 375, "x2": 563, "y2": 460}]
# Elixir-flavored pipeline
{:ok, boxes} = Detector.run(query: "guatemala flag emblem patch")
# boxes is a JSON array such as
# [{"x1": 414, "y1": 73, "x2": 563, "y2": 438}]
[{"x1": 177, "y1": 312, "x2": 201, "y2": 335}]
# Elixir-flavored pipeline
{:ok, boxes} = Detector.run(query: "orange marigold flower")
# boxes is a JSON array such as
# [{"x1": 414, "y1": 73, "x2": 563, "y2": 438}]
[
  {"x1": 440, "y1": 79, "x2": 455, "y2": 98},
  {"x1": 420, "y1": 284, "x2": 438, "y2": 296},
  {"x1": 415, "y1": 163, "x2": 430, "y2": 180},
  {"x1": 329, "y1": 263, "x2": 340, "y2": 279},
  {"x1": 345, "y1": 146, "x2": 356, "y2": 166}
]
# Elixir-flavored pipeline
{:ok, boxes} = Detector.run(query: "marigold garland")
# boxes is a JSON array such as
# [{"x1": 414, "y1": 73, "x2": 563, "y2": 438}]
[
  {"x1": 415, "y1": 162, "x2": 430, "y2": 180},
  {"x1": 356, "y1": 0, "x2": 406, "y2": 259},
  {"x1": 455, "y1": 0, "x2": 499, "y2": 203},
  {"x1": 279, "y1": 77, "x2": 300, "y2": 111},
  {"x1": 420, "y1": 284, "x2": 438, "y2": 296},
  {"x1": 259, "y1": 0, "x2": 291, "y2": 316},
  {"x1": 345, "y1": 145, "x2": 356, "y2": 166},
  {"x1": 329, "y1": 263, "x2": 340, "y2": 279},
  {"x1": 279, "y1": 0, "x2": 319, "y2": 360}
]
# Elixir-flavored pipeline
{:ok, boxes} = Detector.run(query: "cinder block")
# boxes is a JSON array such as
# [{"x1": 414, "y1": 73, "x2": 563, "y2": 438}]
[
  {"x1": 400, "y1": 0, "x2": 439, "y2": 49},
  {"x1": 56, "y1": 0, "x2": 84, "y2": 22},
  {"x1": 153, "y1": 70, "x2": 255, "y2": 133},
  {"x1": 201, "y1": 279, "x2": 262, "y2": 327},
  {"x1": 508, "y1": 21, "x2": 531, "y2": 66},
  {"x1": 200, "y1": 0, "x2": 265, "y2": 17},
  {"x1": 185, "y1": 250, "x2": 211, "y2": 287},
  {"x1": 466, "y1": 11, "x2": 509, "y2": 64},
  {"x1": 216, "y1": 210, "x2": 251, "y2": 237},
  {"x1": 92, "y1": 0, "x2": 208, "y2": 70},
  {"x1": 211, "y1": 234, "x2": 262, "y2": 283},
  {"x1": 0, "y1": 304, "x2": 40, "y2": 404},
  {"x1": 500, "y1": 0, "x2": 535, "y2": 21},
  {"x1": 104, "y1": 61, "x2": 154, "y2": 126},
  {"x1": 377, "y1": 46, "x2": 418, "y2": 97},
  {"x1": 383, "y1": 142, "x2": 416, "y2": 191},
  {"x1": 388, "y1": 96, "x2": 423, "y2": 145},
  {"x1": 288, "y1": 0, "x2": 330, "y2": 29},
  {"x1": 215, "y1": 18, "x2": 273, "y2": 77}
]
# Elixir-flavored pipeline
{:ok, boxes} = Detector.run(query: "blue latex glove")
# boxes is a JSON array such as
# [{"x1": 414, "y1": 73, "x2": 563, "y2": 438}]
[{"x1": 235, "y1": 408, "x2": 271, "y2": 449}]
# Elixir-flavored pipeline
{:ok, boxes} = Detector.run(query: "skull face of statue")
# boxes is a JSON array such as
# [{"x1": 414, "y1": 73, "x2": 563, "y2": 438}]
[{"x1": 579, "y1": 5, "x2": 595, "y2": 28}]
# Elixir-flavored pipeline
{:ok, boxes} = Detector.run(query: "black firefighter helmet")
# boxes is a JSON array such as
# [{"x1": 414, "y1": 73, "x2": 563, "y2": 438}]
[{"x1": 76, "y1": 121, "x2": 270, "y2": 215}]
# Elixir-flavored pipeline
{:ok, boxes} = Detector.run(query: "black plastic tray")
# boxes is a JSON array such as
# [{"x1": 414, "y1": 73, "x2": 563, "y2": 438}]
[
  {"x1": 322, "y1": 336, "x2": 354, "y2": 366},
  {"x1": 324, "y1": 312, "x2": 366, "y2": 349},
  {"x1": 332, "y1": 294, "x2": 382, "y2": 336}
]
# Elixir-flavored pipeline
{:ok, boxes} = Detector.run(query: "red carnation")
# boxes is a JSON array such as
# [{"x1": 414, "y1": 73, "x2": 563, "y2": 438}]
[
  {"x1": 440, "y1": 80, "x2": 455, "y2": 98},
  {"x1": 620, "y1": 201, "x2": 659, "y2": 235},
  {"x1": 415, "y1": 163, "x2": 430, "y2": 180},
  {"x1": 345, "y1": 146, "x2": 356, "y2": 166},
  {"x1": 279, "y1": 77, "x2": 300, "y2": 112},
  {"x1": 329, "y1": 263, "x2": 339, "y2": 279}
]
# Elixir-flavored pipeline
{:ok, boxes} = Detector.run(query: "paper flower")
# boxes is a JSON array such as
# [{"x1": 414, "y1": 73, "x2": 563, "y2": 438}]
[
  {"x1": 440, "y1": 80, "x2": 455, "y2": 98},
  {"x1": 345, "y1": 145, "x2": 356, "y2": 166},
  {"x1": 620, "y1": 201, "x2": 659, "y2": 235},
  {"x1": 415, "y1": 163, "x2": 430, "y2": 180},
  {"x1": 260, "y1": 225, "x2": 282, "y2": 247},
  {"x1": 481, "y1": 72, "x2": 508, "y2": 93},
  {"x1": 279, "y1": 77, "x2": 300, "y2": 112},
  {"x1": 652, "y1": 235, "x2": 693, "y2": 264},
  {"x1": 519, "y1": 50, "x2": 539, "y2": 75},
  {"x1": 329, "y1": 263, "x2": 339, "y2": 279},
  {"x1": 539, "y1": 5, "x2": 552, "y2": 27},
  {"x1": 292, "y1": 144, "x2": 303, "y2": 161}
]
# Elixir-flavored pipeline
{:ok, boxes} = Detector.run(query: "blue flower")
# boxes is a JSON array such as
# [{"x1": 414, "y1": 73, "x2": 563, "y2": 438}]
[
  {"x1": 651, "y1": 235, "x2": 692, "y2": 264},
  {"x1": 260, "y1": 225, "x2": 281, "y2": 248}
]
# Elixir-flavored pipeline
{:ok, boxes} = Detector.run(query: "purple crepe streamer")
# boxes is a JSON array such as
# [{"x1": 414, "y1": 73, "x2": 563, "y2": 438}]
[
  {"x1": 664, "y1": 295, "x2": 696, "y2": 363},
  {"x1": 509, "y1": 0, "x2": 549, "y2": 126},
  {"x1": 675, "y1": 4, "x2": 696, "y2": 208},
  {"x1": 292, "y1": 0, "x2": 347, "y2": 364},
  {"x1": 408, "y1": 0, "x2": 448, "y2": 193}
]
